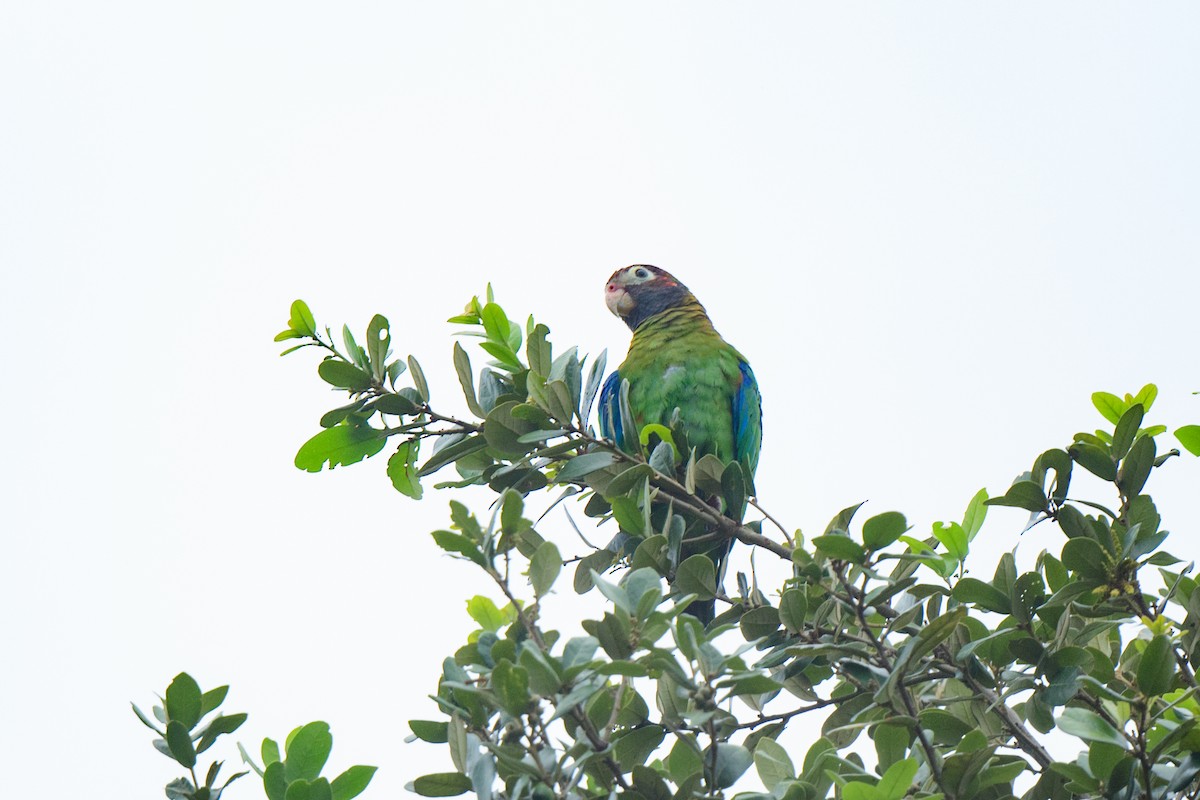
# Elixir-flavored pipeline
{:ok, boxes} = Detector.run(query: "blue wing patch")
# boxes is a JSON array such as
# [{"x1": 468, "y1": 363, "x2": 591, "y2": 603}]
[
  {"x1": 731, "y1": 360, "x2": 762, "y2": 475},
  {"x1": 598, "y1": 371, "x2": 623, "y2": 447}
]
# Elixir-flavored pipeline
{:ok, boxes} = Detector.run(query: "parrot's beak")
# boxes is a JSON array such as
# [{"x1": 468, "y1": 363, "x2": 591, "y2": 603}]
[{"x1": 605, "y1": 283, "x2": 635, "y2": 318}]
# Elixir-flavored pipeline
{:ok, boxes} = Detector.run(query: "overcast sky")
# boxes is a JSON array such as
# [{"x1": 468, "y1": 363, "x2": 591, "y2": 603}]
[{"x1": 2, "y1": 4, "x2": 1199, "y2": 797}]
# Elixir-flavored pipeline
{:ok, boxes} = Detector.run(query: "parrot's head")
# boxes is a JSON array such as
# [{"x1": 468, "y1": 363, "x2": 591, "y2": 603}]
[{"x1": 605, "y1": 265, "x2": 697, "y2": 331}]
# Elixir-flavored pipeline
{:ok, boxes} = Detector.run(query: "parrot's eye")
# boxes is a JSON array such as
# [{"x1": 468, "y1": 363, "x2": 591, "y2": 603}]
[{"x1": 635, "y1": 268, "x2": 650, "y2": 279}]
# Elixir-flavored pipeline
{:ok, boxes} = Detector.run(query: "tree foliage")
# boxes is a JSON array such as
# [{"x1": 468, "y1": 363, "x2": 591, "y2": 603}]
[
  {"x1": 133, "y1": 673, "x2": 376, "y2": 800},
  {"x1": 152, "y1": 288, "x2": 1200, "y2": 800},
  {"x1": 269, "y1": 291, "x2": 1200, "y2": 800}
]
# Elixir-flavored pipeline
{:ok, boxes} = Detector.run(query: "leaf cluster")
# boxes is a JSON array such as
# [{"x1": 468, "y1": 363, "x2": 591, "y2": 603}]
[
  {"x1": 280, "y1": 293, "x2": 1200, "y2": 800},
  {"x1": 134, "y1": 674, "x2": 376, "y2": 800},
  {"x1": 132, "y1": 673, "x2": 249, "y2": 800}
]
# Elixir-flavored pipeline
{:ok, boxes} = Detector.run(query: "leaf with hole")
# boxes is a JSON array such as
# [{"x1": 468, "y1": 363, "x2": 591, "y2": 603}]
[
  {"x1": 387, "y1": 440, "x2": 422, "y2": 499},
  {"x1": 295, "y1": 425, "x2": 387, "y2": 472}
]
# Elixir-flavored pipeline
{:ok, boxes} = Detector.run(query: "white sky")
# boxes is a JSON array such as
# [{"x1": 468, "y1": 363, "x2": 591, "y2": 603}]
[{"x1": 2, "y1": 3, "x2": 1199, "y2": 797}]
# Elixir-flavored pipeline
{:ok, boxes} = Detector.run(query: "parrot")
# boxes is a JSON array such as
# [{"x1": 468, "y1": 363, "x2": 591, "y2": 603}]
[{"x1": 597, "y1": 265, "x2": 762, "y2": 623}]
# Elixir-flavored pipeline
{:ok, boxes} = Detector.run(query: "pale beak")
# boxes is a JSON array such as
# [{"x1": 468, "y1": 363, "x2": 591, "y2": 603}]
[{"x1": 605, "y1": 283, "x2": 635, "y2": 317}]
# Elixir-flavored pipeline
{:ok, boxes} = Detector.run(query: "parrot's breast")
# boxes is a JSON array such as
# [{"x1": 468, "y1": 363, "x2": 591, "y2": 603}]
[{"x1": 621, "y1": 331, "x2": 742, "y2": 463}]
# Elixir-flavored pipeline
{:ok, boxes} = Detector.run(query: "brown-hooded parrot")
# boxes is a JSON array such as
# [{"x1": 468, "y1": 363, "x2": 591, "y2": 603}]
[{"x1": 598, "y1": 265, "x2": 762, "y2": 622}]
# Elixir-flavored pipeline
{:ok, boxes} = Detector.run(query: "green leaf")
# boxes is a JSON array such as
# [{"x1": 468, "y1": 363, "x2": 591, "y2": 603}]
[
  {"x1": 317, "y1": 360, "x2": 373, "y2": 391},
  {"x1": 366, "y1": 314, "x2": 390, "y2": 381},
  {"x1": 466, "y1": 596, "x2": 507, "y2": 631},
  {"x1": 591, "y1": 572, "x2": 633, "y2": 614},
  {"x1": 453, "y1": 342, "x2": 486, "y2": 418},
  {"x1": 779, "y1": 589, "x2": 808, "y2": 634},
  {"x1": 343, "y1": 325, "x2": 366, "y2": 368},
  {"x1": 1061, "y1": 538, "x2": 1110, "y2": 583},
  {"x1": 433, "y1": 530, "x2": 487, "y2": 567},
  {"x1": 165, "y1": 777, "x2": 195, "y2": 800},
  {"x1": 573, "y1": 550, "x2": 615, "y2": 594},
  {"x1": 675, "y1": 554, "x2": 717, "y2": 601},
  {"x1": 1111, "y1": 404, "x2": 1144, "y2": 460},
  {"x1": 722, "y1": 461, "x2": 746, "y2": 519},
  {"x1": 479, "y1": 341, "x2": 523, "y2": 372},
  {"x1": 166, "y1": 720, "x2": 197, "y2": 768},
  {"x1": 556, "y1": 451, "x2": 619, "y2": 482},
  {"x1": 131, "y1": 703, "x2": 164, "y2": 735},
  {"x1": 1117, "y1": 435, "x2": 1155, "y2": 497},
  {"x1": 410, "y1": 773, "x2": 472, "y2": 797},
  {"x1": 529, "y1": 541, "x2": 562, "y2": 597},
  {"x1": 611, "y1": 496, "x2": 646, "y2": 536},
  {"x1": 295, "y1": 425, "x2": 387, "y2": 472},
  {"x1": 330, "y1": 766, "x2": 377, "y2": 800},
  {"x1": 667, "y1": 738, "x2": 704, "y2": 785},
  {"x1": 606, "y1": 464, "x2": 655, "y2": 496},
  {"x1": 1069, "y1": 442, "x2": 1117, "y2": 481},
  {"x1": 1092, "y1": 392, "x2": 1127, "y2": 425},
  {"x1": 712, "y1": 743, "x2": 753, "y2": 788},
  {"x1": 491, "y1": 659, "x2": 531, "y2": 714},
  {"x1": 1133, "y1": 383, "x2": 1158, "y2": 412},
  {"x1": 526, "y1": 324, "x2": 552, "y2": 376},
  {"x1": 480, "y1": 302, "x2": 511, "y2": 343},
  {"x1": 418, "y1": 434, "x2": 487, "y2": 477},
  {"x1": 1175, "y1": 425, "x2": 1200, "y2": 456},
  {"x1": 962, "y1": 488, "x2": 989, "y2": 541},
  {"x1": 408, "y1": 720, "x2": 449, "y2": 744},
  {"x1": 1011, "y1": 572, "x2": 1046, "y2": 625},
  {"x1": 481, "y1": 402, "x2": 539, "y2": 458},
  {"x1": 200, "y1": 685, "x2": 229, "y2": 717},
  {"x1": 909, "y1": 606, "x2": 966, "y2": 663},
  {"x1": 877, "y1": 758, "x2": 918, "y2": 800},
  {"x1": 952, "y1": 577, "x2": 1012, "y2": 614},
  {"x1": 387, "y1": 440, "x2": 423, "y2": 499},
  {"x1": 1136, "y1": 634, "x2": 1175, "y2": 696},
  {"x1": 824, "y1": 502, "x2": 865, "y2": 536},
  {"x1": 289, "y1": 300, "x2": 317, "y2": 337},
  {"x1": 985, "y1": 480, "x2": 1047, "y2": 513},
  {"x1": 519, "y1": 645, "x2": 562, "y2": 695},
  {"x1": 863, "y1": 511, "x2": 908, "y2": 549},
  {"x1": 166, "y1": 672, "x2": 203, "y2": 730},
  {"x1": 408, "y1": 355, "x2": 430, "y2": 401},
  {"x1": 371, "y1": 391, "x2": 421, "y2": 416},
  {"x1": 468, "y1": 752, "x2": 496, "y2": 800},
  {"x1": 812, "y1": 534, "x2": 866, "y2": 563},
  {"x1": 873, "y1": 722, "x2": 910, "y2": 771},
  {"x1": 385, "y1": 358, "x2": 406, "y2": 390},
  {"x1": 754, "y1": 737, "x2": 795, "y2": 790},
  {"x1": 285, "y1": 722, "x2": 333, "y2": 782},
  {"x1": 614, "y1": 725, "x2": 666, "y2": 771},
  {"x1": 739, "y1": 607, "x2": 781, "y2": 641},
  {"x1": 1058, "y1": 707, "x2": 1128, "y2": 748},
  {"x1": 196, "y1": 712, "x2": 248, "y2": 753},
  {"x1": 264, "y1": 762, "x2": 288, "y2": 800},
  {"x1": 932, "y1": 521, "x2": 968, "y2": 561},
  {"x1": 263, "y1": 738, "x2": 282, "y2": 766}
]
